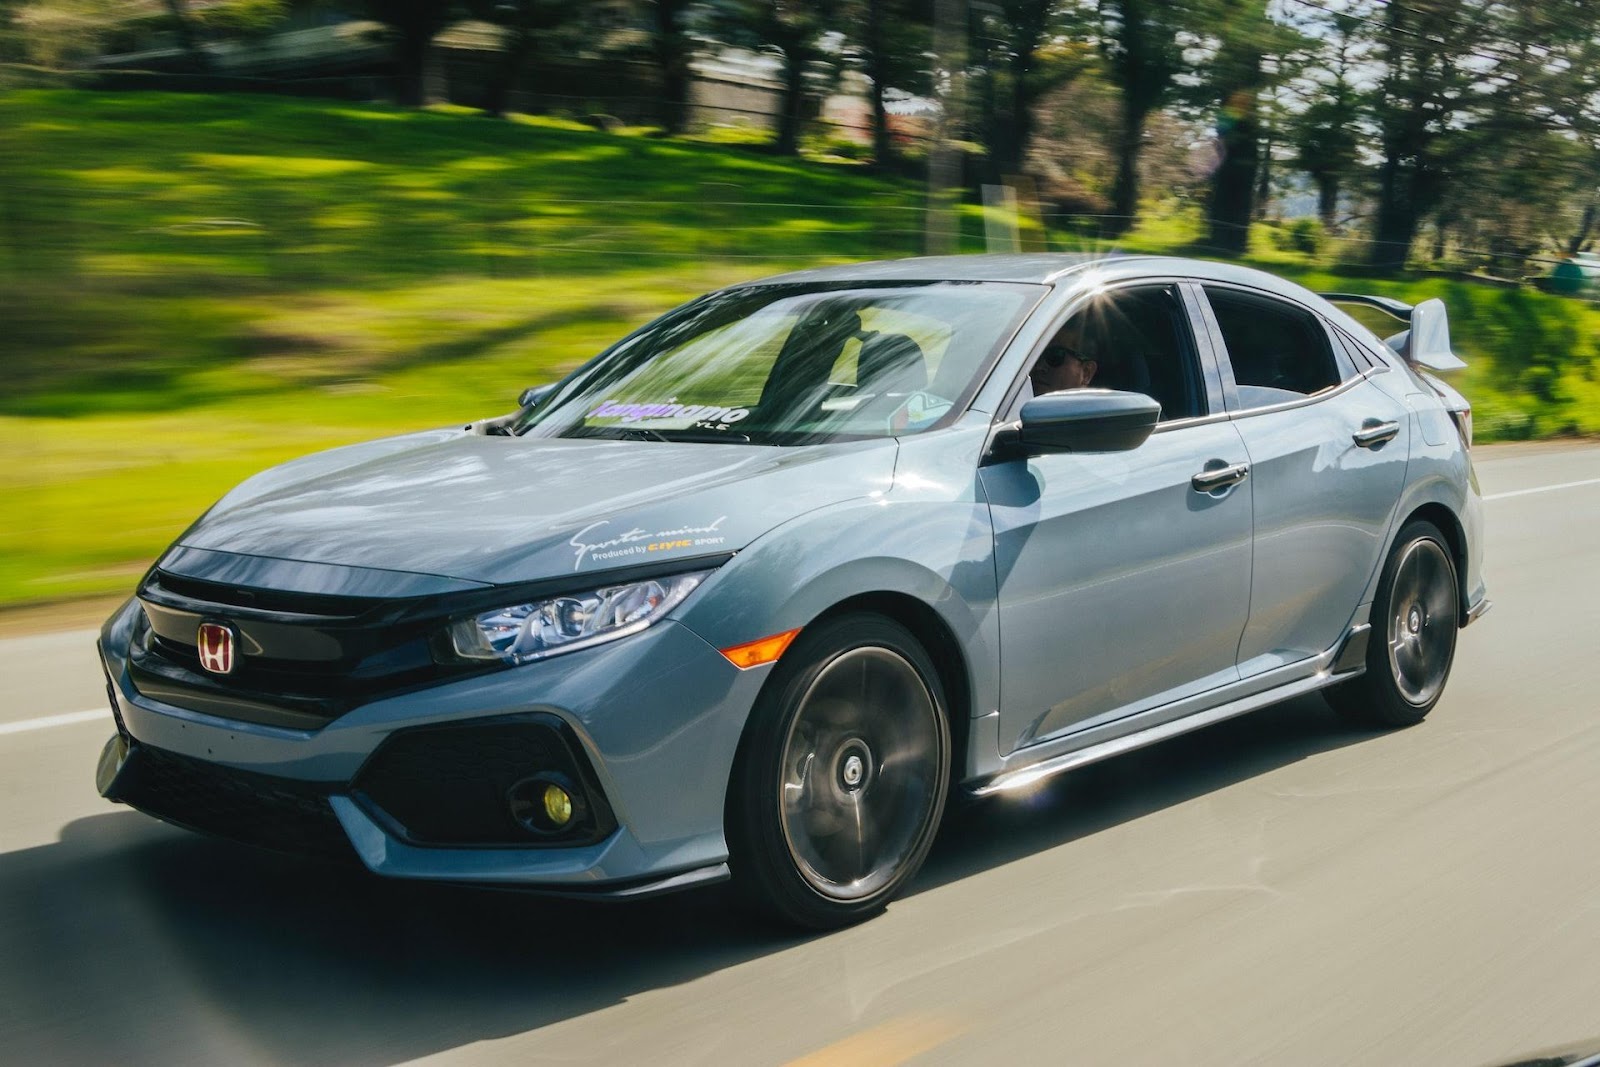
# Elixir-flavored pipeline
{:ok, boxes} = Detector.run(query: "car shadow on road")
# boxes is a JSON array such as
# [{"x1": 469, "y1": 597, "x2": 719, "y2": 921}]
[
  {"x1": 918, "y1": 693, "x2": 1381, "y2": 894},
  {"x1": 0, "y1": 694, "x2": 1379, "y2": 1064}
]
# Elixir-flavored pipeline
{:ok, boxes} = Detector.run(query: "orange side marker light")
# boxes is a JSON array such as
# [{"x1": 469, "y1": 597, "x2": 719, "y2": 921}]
[{"x1": 719, "y1": 628, "x2": 801, "y2": 669}]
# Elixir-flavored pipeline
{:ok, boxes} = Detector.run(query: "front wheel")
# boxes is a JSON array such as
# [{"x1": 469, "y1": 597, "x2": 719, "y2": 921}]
[
  {"x1": 726, "y1": 614, "x2": 951, "y2": 930},
  {"x1": 1325, "y1": 520, "x2": 1460, "y2": 728}
]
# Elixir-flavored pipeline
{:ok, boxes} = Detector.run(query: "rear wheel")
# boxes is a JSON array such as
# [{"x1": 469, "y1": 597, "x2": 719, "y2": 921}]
[
  {"x1": 727, "y1": 614, "x2": 950, "y2": 930},
  {"x1": 1325, "y1": 520, "x2": 1460, "y2": 728}
]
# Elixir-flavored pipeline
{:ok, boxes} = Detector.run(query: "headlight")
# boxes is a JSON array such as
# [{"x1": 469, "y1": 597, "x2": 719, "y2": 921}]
[{"x1": 446, "y1": 570, "x2": 710, "y2": 665}]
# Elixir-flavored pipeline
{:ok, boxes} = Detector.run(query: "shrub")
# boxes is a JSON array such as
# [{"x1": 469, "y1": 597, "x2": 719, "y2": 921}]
[
  {"x1": 1268, "y1": 217, "x2": 1324, "y2": 257},
  {"x1": 194, "y1": 0, "x2": 289, "y2": 39}
]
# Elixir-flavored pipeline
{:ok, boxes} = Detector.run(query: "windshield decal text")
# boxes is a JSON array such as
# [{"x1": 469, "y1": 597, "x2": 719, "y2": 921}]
[{"x1": 587, "y1": 399, "x2": 751, "y2": 425}]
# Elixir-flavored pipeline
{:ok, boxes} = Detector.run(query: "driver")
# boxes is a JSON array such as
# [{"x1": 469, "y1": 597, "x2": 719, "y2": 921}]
[{"x1": 1029, "y1": 320, "x2": 1100, "y2": 396}]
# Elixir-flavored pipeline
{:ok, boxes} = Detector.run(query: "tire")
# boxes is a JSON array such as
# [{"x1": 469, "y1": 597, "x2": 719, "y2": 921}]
[
  {"x1": 1325, "y1": 520, "x2": 1460, "y2": 728},
  {"x1": 726, "y1": 613, "x2": 951, "y2": 930}
]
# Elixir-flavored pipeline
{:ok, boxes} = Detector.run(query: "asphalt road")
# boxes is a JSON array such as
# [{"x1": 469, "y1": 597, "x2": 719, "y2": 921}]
[{"x1": 1, "y1": 442, "x2": 1598, "y2": 1067}]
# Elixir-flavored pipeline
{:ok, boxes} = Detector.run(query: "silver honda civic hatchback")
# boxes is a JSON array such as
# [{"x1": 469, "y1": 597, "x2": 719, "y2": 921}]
[{"x1": 94, "y1": 254, "x2": 1488, "y2": 928}]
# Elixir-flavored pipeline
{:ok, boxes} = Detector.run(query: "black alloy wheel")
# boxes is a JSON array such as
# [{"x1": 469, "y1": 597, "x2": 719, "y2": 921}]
[
  {"x1": 727, "y1": 614, "x2": 951, "y2": 929},
  {"x1": 1326, "y1": 520, "x2": 1460, "y2": 728}
]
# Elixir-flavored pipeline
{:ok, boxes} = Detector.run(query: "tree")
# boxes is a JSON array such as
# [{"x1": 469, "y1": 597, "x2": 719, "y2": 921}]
[
  {"x1": 160, "y1": 0, "x2": 211, "y2": 71},
  {"x1": 1556, "y1": 151, "x2": 1600, "y2": 256},
  {"x1": 693, "y1": 0, "x2": 843, "y2": 156},
  {"x1": 850, "y1": 0, "x2": 933, "y2": 168},
  {"x1": 652, "y1": 0, "x2": 695, "y2": 133},
  {"x1": 1478, "y1": 0, "x2": 1600, "y2": 261},
  {"x1": 968, "y1": 0, "x2": 1087, "y2": 182},
  {"x1": 1286, "y1": 9, "x2": 1364, "y2": 232},
  {"x1": 1094, "y1": 0, "x2": 1189, "y2": 235},
  {"x1": 466, "y1": 0, "x2": 582, "y2": 119},
  {"x1": 362, "y1": 0, "x2": 460, "y2": 106},
  {"x1": 0, "y1": 0, "x2": 27, "y2": 63},
  {"x1": 1361, "y1": 0, "x2": 1600, "y2": 270},
  {"x1": 1192, "y1": 0, "x2": 1303, "y2": 252},
  {"x1": 1363, "y1": 0, "x2": 1490, "y2": 270}
]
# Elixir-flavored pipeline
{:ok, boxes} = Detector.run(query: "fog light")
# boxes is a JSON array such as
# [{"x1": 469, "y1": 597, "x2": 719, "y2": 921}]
[
  {"x1": 507, "y1": 774, "x2": 586, "y2": 836},
  {"x1": 542, "y1": 783, "x2": 573, "y2": 828}
]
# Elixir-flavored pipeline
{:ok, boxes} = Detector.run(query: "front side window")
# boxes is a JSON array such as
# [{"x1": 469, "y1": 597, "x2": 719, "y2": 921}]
[
  {"x1": 516, "y1": 282, "x2": 1043, "y2": 445},
  {"x1": 1204, "y1": 287, "x2": 1345, "y2": 409},
  {"x1": 1022, "y1": 283, "x2": 1206, "y2": 422}
]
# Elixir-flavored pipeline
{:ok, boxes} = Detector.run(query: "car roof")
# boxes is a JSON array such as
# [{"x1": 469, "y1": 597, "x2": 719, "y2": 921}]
[
  {"x1": 750, "y1": 253, "x2": 1115, "y2": 285},
  {"x1": 739, "y1": 253, "x2": 1400, "y2": 366},
  {"x1": 745, "y1": 253, "x2": 1321, "y2": 298}
]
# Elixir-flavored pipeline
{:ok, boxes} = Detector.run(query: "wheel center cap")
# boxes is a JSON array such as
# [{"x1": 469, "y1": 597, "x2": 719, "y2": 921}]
[
  {"x1": 1408, "y1": 606, "x2": 1423, "y2": 634},
  {"x1": 842, "y1": 754, "x2": 864, "y2": 787},
  {"x1": 836, "y1": 740, "x2": 873, "y2": 793}
]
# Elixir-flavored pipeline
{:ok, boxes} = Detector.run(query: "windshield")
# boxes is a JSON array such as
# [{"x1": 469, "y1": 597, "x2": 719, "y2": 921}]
[{"x1": 515, "y1": 281, "x2": 1043, "y2": 445}]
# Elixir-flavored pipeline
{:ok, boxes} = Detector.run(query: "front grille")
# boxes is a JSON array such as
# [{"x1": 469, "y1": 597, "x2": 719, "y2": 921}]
[
  {"x1": 108, "y1": 742, "x2": 356, "y2": 862},
  {"x1": 353, "y1": 714, "x2": 616, "y2": 847},
  {"x1": 129, "y1": 569, "x2": 490, "y2": 728}
]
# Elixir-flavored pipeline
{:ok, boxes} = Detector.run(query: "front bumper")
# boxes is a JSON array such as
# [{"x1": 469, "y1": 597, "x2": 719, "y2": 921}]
[{"x1": 97, "y1": 600, "x2": 769, "y2": 893}]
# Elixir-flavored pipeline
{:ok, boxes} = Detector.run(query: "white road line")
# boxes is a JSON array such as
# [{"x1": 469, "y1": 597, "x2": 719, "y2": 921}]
[
  {"x1": 0, "y1": 709, "x2": 109, "y2": 737},
  {"x1": 1485, "y1": 476, "x2": 1600, "y2": 502}
]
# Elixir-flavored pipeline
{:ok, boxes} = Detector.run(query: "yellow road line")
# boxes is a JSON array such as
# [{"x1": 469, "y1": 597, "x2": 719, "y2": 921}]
[{"x1": 784, "y1": 1014, "x2": 967, "y2": 1067}]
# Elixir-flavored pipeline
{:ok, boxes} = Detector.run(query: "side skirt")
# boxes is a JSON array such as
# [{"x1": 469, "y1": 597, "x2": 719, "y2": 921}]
[{"x1": 966, "y1": 632, "x2": 1367, "y2": 799}]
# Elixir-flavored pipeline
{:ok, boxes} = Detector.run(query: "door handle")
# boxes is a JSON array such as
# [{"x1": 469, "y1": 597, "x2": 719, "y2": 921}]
[
  {"x1": 1192, "y1": 462, "x2": 1249, "y2": 492},
  {"x1": 1353, "y1": 419, "x2": 1400, "y2": 448}
]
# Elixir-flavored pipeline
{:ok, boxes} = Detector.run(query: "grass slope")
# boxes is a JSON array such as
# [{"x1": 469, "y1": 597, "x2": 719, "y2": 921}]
[{"x1": 0, "y1": 90, "x2": 1596, "y2": 608}]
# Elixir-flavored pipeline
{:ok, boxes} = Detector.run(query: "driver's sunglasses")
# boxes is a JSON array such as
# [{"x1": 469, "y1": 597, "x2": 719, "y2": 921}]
[{"x1": 1042, "y1": 344, "x2": 1084, "y2": 368}]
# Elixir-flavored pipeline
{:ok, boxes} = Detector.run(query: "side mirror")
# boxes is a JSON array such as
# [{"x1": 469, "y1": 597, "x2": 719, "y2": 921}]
[
  {"x1": 1013, "y1": 389, "x2": 1161, "y2": 455},
  {"x1": 518, "y1": 383, "x2": 556, "y2": 409}
]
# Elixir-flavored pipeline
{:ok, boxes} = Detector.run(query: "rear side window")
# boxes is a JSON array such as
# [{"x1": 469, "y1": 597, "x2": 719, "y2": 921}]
[
  {"x1": 1204, "y1": 287, "x2": 1345, "y2": 409},
  {"x1": 1333, "y1": 326, "x2": 1386, "y2": 372}
]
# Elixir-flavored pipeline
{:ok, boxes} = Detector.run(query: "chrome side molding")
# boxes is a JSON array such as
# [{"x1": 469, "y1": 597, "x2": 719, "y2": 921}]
[
  {"x1": 966, "y1": 674, "x2": 1333, "y2": 797},
  {"x1": 967, "y1": 626, "x2": 1371, "y2": 799}
]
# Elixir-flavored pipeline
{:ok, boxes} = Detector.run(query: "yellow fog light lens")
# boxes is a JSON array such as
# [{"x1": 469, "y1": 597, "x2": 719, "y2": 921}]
[{"x1": 542, "y1": 783, "x2": 573, "y2": 828}]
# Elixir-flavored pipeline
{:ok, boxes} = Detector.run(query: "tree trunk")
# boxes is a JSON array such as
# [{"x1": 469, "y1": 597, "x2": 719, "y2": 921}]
[
  {"x1": 1567, "y1": 201, "x2": 1597, "y2": 255},
  {"x1": 161, "y1": 0, "x2": 210, "y2": 72},
  {"x1": 1368, "y1": 154, "x2": 1419, "y2": 271},
  {"x1": 774, "y1": 55, "x2": 806, "y2": 155},
  {"x1": 1252, "y1": 120, "x2": 1272, "y2": 220},
  {"x1": 482, "y1": 29, "x2": 533, "y2": 118},
  {"x1": 394, "y1": 25, "x2": 434, "y2": 106},
  {"x1": 1108, "y1": 97, "x2": 1147, "y2": 237},
  {"x1": 1369, "y1": 203, "x2": 1419, "y2": 271},
  {"x1": 1206, "y1": 101, "x2": 1260, "y2": 253},
  {"x1": 865, "y1": 0, "x2": 892, "y2": 168},
  {"x1": 986, "y1": 116, "x2": 1018, "y2": 184},
  {"x1": 996, "y1": 44, "x2": 1036, "y2": 178},
  {"x1": 655, "y1": 0, "x2": 691, "y2": 133},
  {"x1": 1316, "y1": 175, "x2": 1339, "y2": 231}
]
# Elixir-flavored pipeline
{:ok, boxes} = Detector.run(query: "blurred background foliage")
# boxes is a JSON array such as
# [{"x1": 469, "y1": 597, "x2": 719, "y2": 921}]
[{"x1": 0, "y1": 0, "x2": 1598, "y2": 608}]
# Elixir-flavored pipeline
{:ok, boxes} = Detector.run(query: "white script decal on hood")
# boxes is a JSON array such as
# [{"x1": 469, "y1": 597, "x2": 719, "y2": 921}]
[{"x1": 569, "y1": 517, "x2": 728, "y2": 570}]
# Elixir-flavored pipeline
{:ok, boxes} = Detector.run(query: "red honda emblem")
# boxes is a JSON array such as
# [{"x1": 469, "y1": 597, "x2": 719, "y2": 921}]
[{"x1": 196, "y1": 621, "x2": 236, "y2": 675}]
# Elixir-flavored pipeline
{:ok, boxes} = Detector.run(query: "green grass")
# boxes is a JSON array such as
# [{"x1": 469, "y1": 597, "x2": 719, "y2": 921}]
[{"x1": 0, "y1": 89, "x2": 1596, "y2": 609}]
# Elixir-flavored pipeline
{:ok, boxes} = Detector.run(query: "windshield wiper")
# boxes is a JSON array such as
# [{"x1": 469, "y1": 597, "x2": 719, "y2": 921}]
[
  {"x1": 654, "y1": 429, "x2": 754, "y2": 444},
  {"x1": 559, "y1": 426, "x2": 671, "y2": 442}
]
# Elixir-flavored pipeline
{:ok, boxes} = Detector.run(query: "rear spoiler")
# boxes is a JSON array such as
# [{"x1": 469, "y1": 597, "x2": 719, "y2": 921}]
[{"x1": 1317, "y1": 292, "x2": 1467, "y2": 372}]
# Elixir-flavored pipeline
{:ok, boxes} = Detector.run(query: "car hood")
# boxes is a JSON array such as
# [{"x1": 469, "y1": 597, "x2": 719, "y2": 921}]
[{"x1": 175, "y1": 430, "x2": 899, "y2": 586}]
